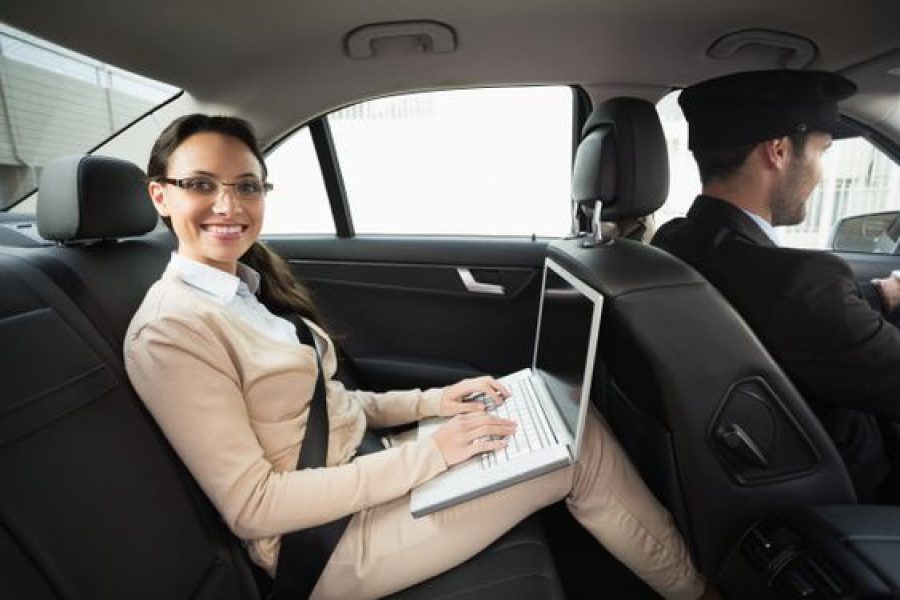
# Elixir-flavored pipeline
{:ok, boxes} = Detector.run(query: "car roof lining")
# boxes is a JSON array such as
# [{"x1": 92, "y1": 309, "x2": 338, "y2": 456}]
[{"x1": 2, "y1": 0, "x2": 898, "y2": 146}]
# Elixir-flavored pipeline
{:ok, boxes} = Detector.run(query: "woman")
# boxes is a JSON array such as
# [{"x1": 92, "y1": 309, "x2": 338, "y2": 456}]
[{"x1": 125, "y1": 114, "x2": 709, "y2": 599}]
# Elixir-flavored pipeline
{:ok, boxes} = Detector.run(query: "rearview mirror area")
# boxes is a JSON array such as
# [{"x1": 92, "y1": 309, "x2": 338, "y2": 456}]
[{"x1": 829, "y1": 211, "x2": 900, "y2": 254}]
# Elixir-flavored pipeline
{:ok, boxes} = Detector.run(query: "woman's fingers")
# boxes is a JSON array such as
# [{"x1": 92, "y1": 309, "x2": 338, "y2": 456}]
[
  {"x1": 465, "y1": 436, "x2": 508, "y2": 458},
  {"x1": 433, "y1": 413, "x2": 517, "y2": 466},
  {"x1": 467, "y1": 419, "x2": 517, "y2": 440}
]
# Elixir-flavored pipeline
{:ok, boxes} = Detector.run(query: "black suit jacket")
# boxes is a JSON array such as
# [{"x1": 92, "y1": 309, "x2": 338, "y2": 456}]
[{"x1": 653, "y1": 195, "x2": 900, "y2": 501}]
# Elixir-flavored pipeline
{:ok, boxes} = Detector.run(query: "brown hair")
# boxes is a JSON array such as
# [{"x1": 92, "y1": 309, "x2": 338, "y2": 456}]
[
  {"x1": 693, "y1": 132, "x2": 809, "y2": 185},
  {"x1": 148, "y1": 114, "x2": 326, "y2": 326}
]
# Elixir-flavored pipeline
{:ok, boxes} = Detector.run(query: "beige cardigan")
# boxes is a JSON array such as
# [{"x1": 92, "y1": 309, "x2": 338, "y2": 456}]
[{"x1": 124, "y1": 268, "x2": 448, "y2": 573}]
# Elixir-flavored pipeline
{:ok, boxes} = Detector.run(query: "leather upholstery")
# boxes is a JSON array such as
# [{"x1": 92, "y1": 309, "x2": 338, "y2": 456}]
[
  {"x1": 37, "y1": 154, "x2": 158, "y2": 242},
  {"x1": 548, "y1": 236, "x2": 855, "y2": 579},
  {"x1": 572, "y1": 97, "x2": 669, "y2": 223}
]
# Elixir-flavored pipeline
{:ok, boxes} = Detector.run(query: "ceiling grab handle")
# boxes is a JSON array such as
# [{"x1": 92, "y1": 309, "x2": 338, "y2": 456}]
[
  {"x1": 706, "y1": 29, "x2": 818, "y2": 70},
  {"x1": 345, "y1": 21, "x2": 458, "y2": 59}
]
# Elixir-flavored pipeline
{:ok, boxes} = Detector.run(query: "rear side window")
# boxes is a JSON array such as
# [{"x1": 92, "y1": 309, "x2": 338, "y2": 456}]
[
  {"x1": 0, "y1": 23, "x2": 178, "y2": 211},
  {"x1": 263, "y1": 127, "x2": 334, "y2": 235},
  {"x1": 328, "y1": 87, "x2": 574, "y2": 237}
]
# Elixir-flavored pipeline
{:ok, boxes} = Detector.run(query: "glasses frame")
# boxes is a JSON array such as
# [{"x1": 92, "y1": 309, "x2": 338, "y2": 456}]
[{"x1": 155, "y1": 176, "x2": 274, "y2": 196}]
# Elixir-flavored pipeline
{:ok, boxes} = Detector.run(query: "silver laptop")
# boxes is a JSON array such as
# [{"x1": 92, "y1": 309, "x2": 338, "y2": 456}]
[{"x1": 411, "y1": 257, "x2": 604, "y2": 517}]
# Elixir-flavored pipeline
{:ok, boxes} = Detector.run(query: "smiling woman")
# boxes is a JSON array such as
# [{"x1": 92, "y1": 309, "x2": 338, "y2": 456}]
[{"x1": 148, "y1": 130, "x2": 266, "y2": 274}]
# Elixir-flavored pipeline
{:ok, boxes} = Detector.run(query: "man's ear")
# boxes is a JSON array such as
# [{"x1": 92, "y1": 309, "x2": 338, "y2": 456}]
[
  {"x1": 148, "y1": 180, "x2": 170, "y2": 217},
  {"x1": 759, "y1": 137, "x2": 791, "y2": 172}
]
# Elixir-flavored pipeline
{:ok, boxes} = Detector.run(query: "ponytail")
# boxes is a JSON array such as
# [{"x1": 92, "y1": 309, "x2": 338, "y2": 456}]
[{"x1": 241, "y1": 242, "x2": 327, "y2": 330}]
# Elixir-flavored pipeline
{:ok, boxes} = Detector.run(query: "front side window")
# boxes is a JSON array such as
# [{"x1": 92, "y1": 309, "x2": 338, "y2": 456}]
[
  {"x1": 328, "y1": 87, "x2": 574, "y2": 237},
  {"x1": 0, "y1": 23, "x2": 179, "y2": 211}
]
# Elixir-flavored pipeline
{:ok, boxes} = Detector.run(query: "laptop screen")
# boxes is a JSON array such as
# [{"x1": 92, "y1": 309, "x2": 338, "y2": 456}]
[{"x1": 533, "y1": 260, "x2": 601, "y2": 438}]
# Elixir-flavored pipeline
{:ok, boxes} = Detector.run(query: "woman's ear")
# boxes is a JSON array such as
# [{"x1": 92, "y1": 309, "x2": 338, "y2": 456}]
[{"x1": 148, "y1": 180, "x2": 170, "y2": 217}]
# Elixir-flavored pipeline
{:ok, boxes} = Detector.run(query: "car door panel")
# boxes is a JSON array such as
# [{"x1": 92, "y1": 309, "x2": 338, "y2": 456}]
[
  {"x1": 836, "y1": 251, "x2": 900, "y2": 284},
  {"x1": 265, "y1": 236, "x2": 547, "y2": 390}
]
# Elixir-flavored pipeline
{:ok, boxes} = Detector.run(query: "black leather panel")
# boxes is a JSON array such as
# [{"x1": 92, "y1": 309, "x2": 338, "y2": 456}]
[
  {"x1": 547, "y1": 236, "x2": 855, "y2": 578},
  {"x1": 265, "y1": 235, "x2": 549, "y2": 267}
]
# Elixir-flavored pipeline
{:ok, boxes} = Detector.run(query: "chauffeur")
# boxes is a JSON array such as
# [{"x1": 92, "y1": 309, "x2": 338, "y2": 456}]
[{"x1": 653, "y1": 70, "x2": 900, "y2": 502}]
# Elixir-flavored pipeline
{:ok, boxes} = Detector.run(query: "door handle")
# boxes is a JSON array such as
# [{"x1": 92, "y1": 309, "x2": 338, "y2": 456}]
[{"x1": 457, "y1": 268, "x2": 505, "y2": 296}]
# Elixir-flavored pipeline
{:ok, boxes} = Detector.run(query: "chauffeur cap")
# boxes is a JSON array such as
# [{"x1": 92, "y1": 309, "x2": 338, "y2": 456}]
[{"x1": 678, "y1": 69, "x2": 858, "y2": 151}]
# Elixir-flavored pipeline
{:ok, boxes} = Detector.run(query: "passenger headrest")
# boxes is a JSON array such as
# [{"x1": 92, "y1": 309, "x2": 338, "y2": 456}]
[
  {"x1": 572, "y1": 97, "x2": 669, "y2": 222},
  {"x1": 37, "y1": 155, "x2": 157, "y2": 243}
]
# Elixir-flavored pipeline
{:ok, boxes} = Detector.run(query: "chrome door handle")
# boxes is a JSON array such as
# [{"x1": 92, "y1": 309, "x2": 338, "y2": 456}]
[{"x1": 457, "y1": 268, "x2": 505, "y2": 295}]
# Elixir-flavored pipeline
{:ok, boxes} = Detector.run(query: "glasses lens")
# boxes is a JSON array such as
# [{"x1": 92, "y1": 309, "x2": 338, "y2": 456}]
[
  {"x1": 181, "y1": 176, "x2": 218, "y2": 195},
  {"x1": 234, "y1": 179, "x2": 265, "y2": 196}
]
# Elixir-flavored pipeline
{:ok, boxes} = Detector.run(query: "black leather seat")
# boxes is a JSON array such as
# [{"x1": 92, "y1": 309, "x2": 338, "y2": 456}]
[
  {"x1": 0, "y1": 154, "x2": 565, "y2": 600},
  {"x1": 550, "y1": 97, "x2": 856, "y2": 580}
]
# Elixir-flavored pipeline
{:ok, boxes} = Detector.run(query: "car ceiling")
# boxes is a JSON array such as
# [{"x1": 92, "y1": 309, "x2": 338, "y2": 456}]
[{"x1": 2, "y1": 0, "x2": 899, "y2": 146}]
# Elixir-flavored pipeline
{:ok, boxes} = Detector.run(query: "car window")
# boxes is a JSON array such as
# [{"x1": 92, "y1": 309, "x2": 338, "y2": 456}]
[
  {"x1": 656, "y1": 90, "x2": 900, "y2": 252},
  {"x1": 262, "y1": 126, "x2": 334, "y2": 235},
  {"x1": 327, "y1": 86, "x2": 573, "y2": 237},
  {"x1": 0, "y1": 23, "x2": 178, "y2": 212}
]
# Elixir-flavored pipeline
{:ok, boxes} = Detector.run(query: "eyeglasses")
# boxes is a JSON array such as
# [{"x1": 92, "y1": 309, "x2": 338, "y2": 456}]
[{"x1": 156, "y1": 176, "x2": 274, "y2": 198}]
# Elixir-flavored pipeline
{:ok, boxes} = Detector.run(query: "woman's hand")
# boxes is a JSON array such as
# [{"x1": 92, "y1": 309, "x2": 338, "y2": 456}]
[
  {"x1": 438, "y1": 375, "x2": 510, "y2": 417},
  {"x1": 432, "y1": 412, "x2": 517, "y2": 466}
]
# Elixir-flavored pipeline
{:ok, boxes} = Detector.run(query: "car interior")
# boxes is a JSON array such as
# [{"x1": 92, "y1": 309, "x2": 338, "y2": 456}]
[{"x1": 1, "y1": 1, "x2": 899, "y2": 599}]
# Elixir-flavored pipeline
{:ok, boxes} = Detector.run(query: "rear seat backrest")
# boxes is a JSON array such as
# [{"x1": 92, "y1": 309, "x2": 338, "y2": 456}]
[
  {"x1": 0, "y1": 155, "x2": 261, "y2": 599},
  {"x1": 0, "y1": 254, "x2": 261, "y2": 599}
]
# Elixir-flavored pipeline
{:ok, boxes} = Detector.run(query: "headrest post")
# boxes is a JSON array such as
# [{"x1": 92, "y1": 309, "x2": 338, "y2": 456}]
[
  {"x1": 581, "y1": 200, "x2": 614, "y2": 248},
  {"x1": 591, "y1": 199, "x2": 603, "y2": 243}
]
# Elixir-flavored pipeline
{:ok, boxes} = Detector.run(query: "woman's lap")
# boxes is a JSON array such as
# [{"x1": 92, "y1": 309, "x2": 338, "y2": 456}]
[{"x1": 312, "y1": 432, "x2": 574, "y2": 600}]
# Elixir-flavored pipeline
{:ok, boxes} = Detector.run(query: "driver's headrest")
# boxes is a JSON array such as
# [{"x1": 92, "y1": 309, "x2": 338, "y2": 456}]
[
  {"x1": 572, "y1": 97, "x2": 669, "y2": 223},
  {"x1": 37, "y1": 155, "x2": 158, "y2": 243}
]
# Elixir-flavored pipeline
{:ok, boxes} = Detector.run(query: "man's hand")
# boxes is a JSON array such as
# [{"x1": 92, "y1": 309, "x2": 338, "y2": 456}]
[{"x1": 872, "y1": 271, "x2": 900, "y2": 313}]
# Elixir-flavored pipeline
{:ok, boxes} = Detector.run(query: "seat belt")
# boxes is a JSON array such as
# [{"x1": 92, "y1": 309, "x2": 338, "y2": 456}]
[{"x1": 272, "y1": 314, "x2": 375, "y2": 600}]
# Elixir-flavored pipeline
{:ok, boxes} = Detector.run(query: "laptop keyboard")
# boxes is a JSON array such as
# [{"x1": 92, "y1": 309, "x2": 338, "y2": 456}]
[{"x1": 479, "y1": 377, "x2": 557, "y2": 470}]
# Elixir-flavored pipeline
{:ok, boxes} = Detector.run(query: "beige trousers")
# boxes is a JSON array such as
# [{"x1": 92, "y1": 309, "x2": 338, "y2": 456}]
[{"x1": 312, "y1": 407, "x2": 705, "y2": 600}]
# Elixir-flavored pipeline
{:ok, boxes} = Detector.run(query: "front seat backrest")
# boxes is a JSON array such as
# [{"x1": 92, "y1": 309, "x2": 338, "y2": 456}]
[{"x1": 555, "y1": 96, "x2": 856, "y2": 579}]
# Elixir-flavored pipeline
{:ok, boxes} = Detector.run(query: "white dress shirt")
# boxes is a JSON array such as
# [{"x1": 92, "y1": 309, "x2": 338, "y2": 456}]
[
  {"x1": 166, "y1": 253, "x2": 322, "y2": 354},
  {"x1": 740, "y1": 208, "x2": 780, "y2": 246}
]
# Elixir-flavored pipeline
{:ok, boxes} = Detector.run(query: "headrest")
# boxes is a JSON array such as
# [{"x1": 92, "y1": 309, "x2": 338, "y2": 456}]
[
  {"x1": 37, "y1": 155, "x2": 158, "y2": 242},
  {"x1": 572, "y1": 97, "x2": 669, "y2": 222}
]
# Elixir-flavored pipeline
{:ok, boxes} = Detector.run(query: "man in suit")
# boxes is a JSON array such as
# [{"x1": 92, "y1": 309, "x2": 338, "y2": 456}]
[{"x1": 653, "y1": 70, "x2": 900, "y2": 502}]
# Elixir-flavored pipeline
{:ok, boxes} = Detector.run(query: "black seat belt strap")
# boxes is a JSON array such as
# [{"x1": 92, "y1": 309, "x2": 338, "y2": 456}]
[{"x1": 273, "y1": 314, "x2": 350, "y2": 600}]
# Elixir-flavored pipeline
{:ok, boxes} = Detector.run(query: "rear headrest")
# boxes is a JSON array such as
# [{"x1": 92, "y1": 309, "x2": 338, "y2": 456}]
[
  {"x1": 572, "y1": 97, "x2": 669, "y2": 222},
  {"x1": 37, "y1": 155, "x2": 158, "y2": 242}
]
